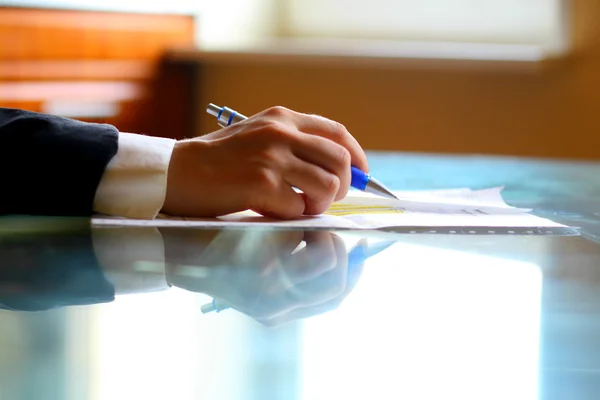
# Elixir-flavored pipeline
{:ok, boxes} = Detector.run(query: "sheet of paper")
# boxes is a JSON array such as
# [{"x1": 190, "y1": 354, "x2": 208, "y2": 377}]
[
  {"x1": 92, "y1": 187, "x2": 566, "y2": 230},
  {"x1": 352, "y1": 186, "x2": 508, "y2": 208}
]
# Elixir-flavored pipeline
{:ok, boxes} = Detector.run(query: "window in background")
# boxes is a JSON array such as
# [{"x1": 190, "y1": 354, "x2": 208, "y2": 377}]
[
  {"x1": 283, "y1": 0, "x2": 567, "y2": 57},
  {"x1": 198, "y1": 0, "x2": 568, "y2": 60}
]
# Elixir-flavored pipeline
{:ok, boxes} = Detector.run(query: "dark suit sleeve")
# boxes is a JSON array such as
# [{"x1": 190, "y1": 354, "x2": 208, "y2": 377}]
[{"x1": 0, "y1": 108, "x2": 119, "y2": 216}]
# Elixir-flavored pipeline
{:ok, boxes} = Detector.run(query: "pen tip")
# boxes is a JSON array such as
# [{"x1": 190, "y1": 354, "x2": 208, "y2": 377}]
[{"x1": 365, "y1": 179, "x2": 397, "y2": 200}]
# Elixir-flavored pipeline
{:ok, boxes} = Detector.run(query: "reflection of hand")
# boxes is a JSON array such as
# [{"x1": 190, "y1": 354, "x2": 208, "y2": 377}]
[
  {"x1": 161, "y1": 106, "x2": 369, "y2": 219},
  {"x1": 163, "y1": 228, "x2": 364, "y2": 326}
]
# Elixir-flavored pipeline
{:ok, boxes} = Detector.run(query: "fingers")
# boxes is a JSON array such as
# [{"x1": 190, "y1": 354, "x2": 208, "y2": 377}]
[
  {"x1": 291, "y1": 113, "x2": 368, "y2": 173},
  {"x1": 291, "y1": 135, "x2": 351, "y2": 203},
  {"x1": 248, "y1": 174, "x2": 306, "y2": 219},
  {"x1": 248, "y1": 152, "x2": 347, "y2": 217},
  {"x1": 261, "y1": 232, "x2": 349, "y2": 319},
  {"x1": 284, "y1": 158, "x2": 340, "y2": 215},
  {"x1": 258, "y1": 255, "x2": 361, "y2": 326},
  {"x1": 256, "y1": 269, "x2": 350, "y2": 327},
  {"x1": 243, "y1": 128, "x2": 350, "y2": 216},
  {"x1": 262, "y1": 230, "x2": 306, "y2": 260},
  {"x1": 277, "y1": 231, "x2": 341, "y2": 284},
  {"x1": 289, "y1": 232, "x2": 348, "y2": 289},
  {"x1": 258, "y1": 106, "x2": 368, "y2": 173}
]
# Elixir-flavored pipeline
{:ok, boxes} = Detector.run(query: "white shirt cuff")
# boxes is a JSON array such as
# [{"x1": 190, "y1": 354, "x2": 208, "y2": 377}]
[{"x1": 93, "y1": 132, "x2": 176, "y2": 219}]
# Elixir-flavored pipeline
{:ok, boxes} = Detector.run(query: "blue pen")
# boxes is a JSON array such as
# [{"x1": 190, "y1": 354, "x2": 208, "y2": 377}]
[
  {"x1": 200, "y1": 238, "x2": 397, "y2": 314},
  {"x1": 206, "y1": 103, "x2": 398, "y2": 200}
]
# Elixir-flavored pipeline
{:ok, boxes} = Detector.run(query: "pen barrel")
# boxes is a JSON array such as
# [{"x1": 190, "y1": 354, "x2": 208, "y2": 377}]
[{"x1": 350, "y1": 166, "x2": 370, "y2": 190}]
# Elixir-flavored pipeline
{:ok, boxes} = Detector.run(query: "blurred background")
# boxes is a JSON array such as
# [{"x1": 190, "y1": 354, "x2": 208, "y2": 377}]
[
  {"x1": 1, "y1": 0, "x2": 598, "y2": 159},
  {"x1": 0, "y1": 2, "x2": 598, "y2": 399}
]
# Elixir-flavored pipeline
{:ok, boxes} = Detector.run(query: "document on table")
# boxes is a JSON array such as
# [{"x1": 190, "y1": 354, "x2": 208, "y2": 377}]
[{"x1": 92, "y1": 186, "x2": 568, "y2": 230}]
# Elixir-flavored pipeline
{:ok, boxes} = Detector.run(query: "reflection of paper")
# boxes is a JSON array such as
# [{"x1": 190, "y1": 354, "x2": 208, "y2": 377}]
[{"x1": 92, "y1": 187, "x2": 566, "y2": 230}]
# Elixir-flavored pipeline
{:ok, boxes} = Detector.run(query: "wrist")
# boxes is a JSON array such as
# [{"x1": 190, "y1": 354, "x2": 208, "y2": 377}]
[
  {"x1": 161, "y1": 139, "x2": 219, "y2": 217},
  {"x1": 162, "y1": 140, "x2": 197, "y2": 216}
]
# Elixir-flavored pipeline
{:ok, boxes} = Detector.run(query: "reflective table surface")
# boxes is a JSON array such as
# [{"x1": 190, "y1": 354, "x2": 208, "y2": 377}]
[{"x1": 1, "y1": 152, "x2": 600, "y2": 400}]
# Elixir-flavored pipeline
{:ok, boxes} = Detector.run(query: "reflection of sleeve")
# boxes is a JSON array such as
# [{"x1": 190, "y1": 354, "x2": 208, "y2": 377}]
[
  {"x1": 91, "y1": 226, "x2": 169, "y2": 294},
  {"x1": 93, "y1": 132, "x2": 176, "y2": 219},
  {"x1": 0, "y1": 108, "x2": 118, "y2": 216},
  {"x1": 0, "y1": 222, "x2": 116, "y2": 311}
]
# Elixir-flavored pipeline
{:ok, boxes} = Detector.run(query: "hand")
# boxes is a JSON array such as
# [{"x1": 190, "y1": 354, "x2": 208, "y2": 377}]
[
  {"x1": 163, "y1": 228, "x2": 364, "y2": 326},
  {"x1": 161, "y1": 106, "x2": 368, "y2": 219}
]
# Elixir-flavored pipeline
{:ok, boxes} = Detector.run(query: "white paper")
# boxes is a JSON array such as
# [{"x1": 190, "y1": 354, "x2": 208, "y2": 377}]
[{"x1": 92, "y1": 187, "x2": 567, "y2": 230}]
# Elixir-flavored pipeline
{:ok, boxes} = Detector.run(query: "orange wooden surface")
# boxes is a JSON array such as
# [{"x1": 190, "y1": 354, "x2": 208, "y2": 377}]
[
  {"x1": 0, "y1": 8, "x2": 194, "y2": 60},
  {"x1": 0, "y1": 7, "x2": 196, "y2": 139}
]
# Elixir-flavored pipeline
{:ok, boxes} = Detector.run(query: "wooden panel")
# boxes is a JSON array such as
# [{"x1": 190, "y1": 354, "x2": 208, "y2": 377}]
[
  {"x1": 0, "y1": 8, "x2": 194, "y2": 60},
  {"x1": 0, "y1": 81, "x2": 144, "y2": 101},
  {"x1": 0, "y1": 7, "x2": 196, "y2": 139},
  {"x1": 195, "y1": 58, "x2": 599, "y2": 160},
  {"x1": 0, "y1": 60, "x2": 156, "y2": 81}
]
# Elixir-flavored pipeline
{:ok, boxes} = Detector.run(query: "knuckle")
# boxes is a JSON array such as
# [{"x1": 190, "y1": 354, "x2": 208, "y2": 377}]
[
  {"x1": 264, "y1": 105, "x2": 290, "y2": 118},
  {"x1": 333, "y1": 148, "x2": 350, "y2": 201},
  {"x1": 323, "y1": 173, "x2": 340, "y2": 197},
  {"x1": 335, "y1": 184, "x2": 349, "y2": 202},
  {"x1": 261, "y1": 121, "x2": 293, "y2": 140},
  {"x1": 318, "y1": 118, "x2": 347, "y2": 140},
  {"x1": 256, "y1": 146, "x2": 281, "y2": 165},
  {"x1": 332, "y1": 121, "x2": 347, "y2": 137},
  {"x1": 336, "y1": 146, "x2": 351, "y2": 167}
]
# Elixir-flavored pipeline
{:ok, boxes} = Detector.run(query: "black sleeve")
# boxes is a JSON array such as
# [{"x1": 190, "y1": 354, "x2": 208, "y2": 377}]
[{"x1": 0, "y1": 108, "x2": 119, "y2": 216}]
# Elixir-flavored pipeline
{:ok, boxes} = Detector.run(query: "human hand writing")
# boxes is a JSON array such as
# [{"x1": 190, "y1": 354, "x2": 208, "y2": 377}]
[{"x1": 161, "y1": 106, "x2": 368, "y2": 219}]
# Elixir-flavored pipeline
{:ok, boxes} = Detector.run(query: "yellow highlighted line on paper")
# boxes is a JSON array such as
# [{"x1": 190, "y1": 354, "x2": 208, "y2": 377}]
[{"x1": 325, "y1": 203, "x2": 405, "y2": 216}]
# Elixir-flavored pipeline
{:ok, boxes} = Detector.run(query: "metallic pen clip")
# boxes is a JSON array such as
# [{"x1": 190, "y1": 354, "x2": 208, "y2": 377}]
[{"x1": 207, "y1": 103, "x2": 247, "y2": 128}]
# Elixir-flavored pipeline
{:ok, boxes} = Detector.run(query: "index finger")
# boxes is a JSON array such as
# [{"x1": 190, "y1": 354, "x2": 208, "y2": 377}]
[{"x1": 289, "y1": 112, "x2": 369, "y2": 173}]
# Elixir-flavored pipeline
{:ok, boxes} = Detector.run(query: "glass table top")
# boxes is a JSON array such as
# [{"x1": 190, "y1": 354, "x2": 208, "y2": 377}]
[{"x1": 1, "y1": 152, "x2": 599, "y2": 400}]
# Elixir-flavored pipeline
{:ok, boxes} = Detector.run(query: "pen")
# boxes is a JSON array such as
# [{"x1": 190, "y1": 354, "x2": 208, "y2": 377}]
[
  {"x1": 206, "y1": 103, "x2": 398, "y2": 200},
  {"x1": 200, "y1": 238, "x2": 397, "y2": 314}
]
